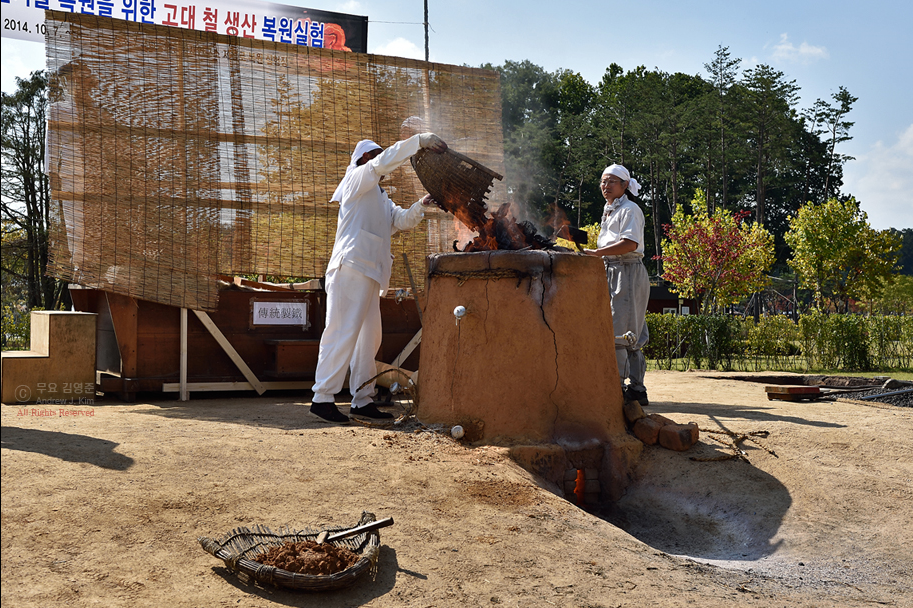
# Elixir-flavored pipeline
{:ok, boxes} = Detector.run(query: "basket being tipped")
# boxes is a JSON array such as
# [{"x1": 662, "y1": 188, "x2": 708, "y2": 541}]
[
  {"x1": 411, "y1": 147, "x2": 503, "y2": 232},
  {"x1": 198, "y1": 511, "x2": 384, "y2": 591}
]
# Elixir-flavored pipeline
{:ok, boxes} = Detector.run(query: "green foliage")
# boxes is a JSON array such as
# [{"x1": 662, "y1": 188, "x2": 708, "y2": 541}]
[
  {"x1": 748, "y1": 314, "x2": 801, "y2": 369},
  {"x1": 645, "y1": 312, "x2": 911, "y2": 373},
  {"x1": 1, "y1": 304, "x2": 36, "y2": 350},
  {"x1": 867, "y1": 314, "x2": 913, "y2": 370},
  {"x1": 798, "y1": 310, "x2": 870, "y2": 371},
  {"x1": 492, "y1": 52, "x2": 855, "y2": 273},
  {"x1": 659, "y1": 189, "x2": 775, "y2": 313},
  {"x1": 785, "y1": 198, "x2": 902, "y2": 312},
  {"x1": 644, "y1": 313, "x2": 745, "y2": 371},
  {"x1": 868, "y1": 275, "x2": 913, "y2": 315},
  {"x1": 890, "y1": 228, "x2": 913, "y2": 275}
]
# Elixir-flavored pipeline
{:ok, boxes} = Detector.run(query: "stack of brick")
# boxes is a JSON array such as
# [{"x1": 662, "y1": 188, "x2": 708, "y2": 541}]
[
  {"x1": 562, "y1": 468, "x2": 600, "y2": 506},
  {"x1": 622, "y1": 400, "x2": 699, "y2": 452}
]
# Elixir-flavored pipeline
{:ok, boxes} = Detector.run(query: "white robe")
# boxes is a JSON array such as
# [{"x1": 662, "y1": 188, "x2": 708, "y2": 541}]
[{"x1": 312, "y1": 136, "x2": 426, "y2": 407}]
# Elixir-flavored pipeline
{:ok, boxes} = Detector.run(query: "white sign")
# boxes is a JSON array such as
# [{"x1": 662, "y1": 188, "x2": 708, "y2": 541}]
[
  {"x1": 252, "y1": 300, "x2": 308, "y2": 327},
  {"x1": 0, "y1": 0, "x2": 366, "y2": 50}
]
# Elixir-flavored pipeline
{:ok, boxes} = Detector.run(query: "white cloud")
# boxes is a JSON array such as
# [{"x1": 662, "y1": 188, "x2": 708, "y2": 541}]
[
  {"x1": 371, "y1": 37, "x2": 423, "y2": 60},
  {"x1": 843, "y1": 124, "x2": 913, "y2": 231},
  {"x1": 771, "y1": 33, "x2": 829, "y2": 64}
]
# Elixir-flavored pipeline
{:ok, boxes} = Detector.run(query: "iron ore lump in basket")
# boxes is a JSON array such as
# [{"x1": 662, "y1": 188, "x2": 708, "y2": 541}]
[
  {"x1": 411, "y1": 148, "x2": 503, "y2": 232},
  {"x1": 198, "y1": 511, "x2": 387, "y2": 591}
]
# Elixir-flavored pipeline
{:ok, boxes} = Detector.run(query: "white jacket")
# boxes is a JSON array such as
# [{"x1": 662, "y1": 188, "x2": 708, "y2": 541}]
[
  {"x1": 597, "y1": 194, "x2": 645, "y2": 254},
  {"x1": 327, "y1": 135, "x2": 425, "y2": 295}
]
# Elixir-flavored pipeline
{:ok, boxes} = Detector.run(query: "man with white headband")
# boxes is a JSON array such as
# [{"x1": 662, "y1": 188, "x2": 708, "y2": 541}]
[
  {"x1": 584, "y1": 164, "x2": 651, "y2": 406},
  {"x1": 310, "y1": 132, "x2": 448, "y2": 422}
]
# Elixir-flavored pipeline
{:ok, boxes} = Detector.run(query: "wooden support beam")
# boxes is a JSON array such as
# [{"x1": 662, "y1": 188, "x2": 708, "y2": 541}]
[
  {"x1": 191, "y1": 310, "x2": 266, "y2": 395},
  {"x1": 105, "y1": 292, "x2": 138, "y2": 400},
  {"x1": 180, "y1": 308, "x2": 188, "y2": 401},
  {"x1": 391, "y1": 328, "x2": 421, "y2": 369},
  {"x1": 162, "y1": 380, "x2": 314, "y2": 393}
]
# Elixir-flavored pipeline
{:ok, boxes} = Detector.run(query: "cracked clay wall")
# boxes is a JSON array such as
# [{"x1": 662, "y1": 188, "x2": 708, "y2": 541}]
[{"x1": 417, "y1": 251, "x2": 626, "y2": 444}]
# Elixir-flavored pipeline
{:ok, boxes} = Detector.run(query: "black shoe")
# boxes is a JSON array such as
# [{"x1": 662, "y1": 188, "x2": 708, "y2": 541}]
[
  {"x1": 310, "y1": 402, "x2": 349, "y2": 422},
  {"x1": 624, "y1": 387, "x2": 649, "y2": 406},
  {"x1": 349, "y1": 403, "x2": 394, "y2": 419}
]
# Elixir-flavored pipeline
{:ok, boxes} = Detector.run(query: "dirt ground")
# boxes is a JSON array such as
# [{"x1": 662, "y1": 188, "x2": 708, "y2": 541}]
[{"x1": 2, "y1": 369, "x2": 911, "y2": 608}]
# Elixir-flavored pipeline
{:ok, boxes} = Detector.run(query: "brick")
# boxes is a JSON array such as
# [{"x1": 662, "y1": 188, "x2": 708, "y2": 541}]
[
  {"x1": 658, "y1": 423, "x2": 700, "y2": 452},
  {"x1": 633, "y1": 416, "x2": 663, "y2": 445},
  {"x1": 623, "y1": 399, "x2": 645, "y2": 423},
  {"x1": 584, "y1": 468, "x2": 599, "y2": 480},
  {"x1": 648, "y1": 413, "x2": 675, "y2": 427},
  {"x1": 584, "y1": 480, "x2": 600, "y2": 493}
]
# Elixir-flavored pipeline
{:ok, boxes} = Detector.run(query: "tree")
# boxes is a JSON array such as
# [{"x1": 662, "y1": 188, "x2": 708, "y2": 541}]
[
  {"x1": 740, "y1": 64, "x2": 800, "y2": 227},
  {"x1": 659, "y1": 189, "x2": 775, "y2": 313},
  {"x1": 703, "y1": 45, "x2": 742, "y2": 213},
  {"x1": 784, "y1": 198, "x2": 902, "y2": 312},
  {"x1": 550, "y1": 70, "x2": 599, "y2": 226},
  {"x1": 891, "y1": 228, "x2": 913, "y2": 275},
  {"x1": 821, "y1": 86, "x2": 857, "y2": 200},
  {"x1": 592, "y1": 63, "x2": 634, "y2": 167},
  {"x1": 869, "y1": 275, "x2": 913, "y2": 315},
  {"x1": 490, "y1": 60, "x2": 561, "y2": 212},
  {"x1": 1, "y1": 70, "x2": 70, "y2": 314}
]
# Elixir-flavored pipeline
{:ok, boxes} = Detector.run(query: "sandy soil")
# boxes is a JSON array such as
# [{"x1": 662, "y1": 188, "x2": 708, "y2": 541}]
[{"x1": 2, "y1": 369, "x2": 911, "y2": 608}]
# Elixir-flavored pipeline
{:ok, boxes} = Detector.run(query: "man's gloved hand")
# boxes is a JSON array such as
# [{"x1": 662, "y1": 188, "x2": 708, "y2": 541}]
[
  {"x1": 419, "y1": 194, "x2": 438, "y2": 206},
  {"x1": 418, "y1": 133, "x2": 448, "y2": 153}
]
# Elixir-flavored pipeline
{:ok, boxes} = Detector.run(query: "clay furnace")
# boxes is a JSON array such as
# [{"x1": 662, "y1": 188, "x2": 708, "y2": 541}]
[{"x1": 417, "y1": 250, "x2": 641, "y2": 501}]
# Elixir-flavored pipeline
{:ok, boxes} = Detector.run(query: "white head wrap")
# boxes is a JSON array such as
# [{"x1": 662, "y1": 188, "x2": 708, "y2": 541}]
[
  {"x1": 350, "y1": 139, "x2": 383, "y2": 168},
  {"x1": 331, "y1": 140, "x2": 384, "y2": 203},
  {"x1": 602, "y1": 164, "x2": 641, "y2": 197}
]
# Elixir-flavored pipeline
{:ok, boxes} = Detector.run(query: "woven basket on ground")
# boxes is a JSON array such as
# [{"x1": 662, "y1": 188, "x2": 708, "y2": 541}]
[
  {"x1": 198, "y1": 511, "x2": 382, "y2": 591},
  {"x1": 411, "y1": 148, "x2": 503, "y2": 232}
]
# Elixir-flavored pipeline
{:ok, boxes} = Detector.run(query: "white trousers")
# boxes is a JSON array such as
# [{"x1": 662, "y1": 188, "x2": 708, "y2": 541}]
[
  {"x1": 311, "y1": 265, "x2": 382, "y2": 408},
  {"x1": 606, "y1": 256, "x2": 650, "y2": 392}
]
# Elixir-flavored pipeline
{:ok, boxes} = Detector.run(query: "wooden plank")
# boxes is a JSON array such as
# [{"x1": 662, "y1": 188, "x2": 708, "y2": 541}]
[
  {"x1": 765, "y1": 385, "x2": 820, "y2": 394},
  {"x1": 765, "y1": 385, "x2": 821, "y2": 401},
  {"x1": 192, "y1": 310, "x2": 266, "y2": 395},
  {"x1": 105, "y1": 291, "x2": 139, "y2": 400},
  {"x1": 180, "y1": 308, "x2": 188, "y2": 401},
  {"x1": 162, "y1": 381, "x2": 314, "y2": 392},
  {"x1": 106, "y1": 292, "x2": 138, "y2": 378},
  {"x1": 391, "y1": 328, "x2": 422, "y2": 369}
]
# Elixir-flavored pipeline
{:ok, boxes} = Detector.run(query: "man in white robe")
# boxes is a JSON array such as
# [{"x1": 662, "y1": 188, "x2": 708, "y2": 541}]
[{"x1": 310, "y1": 133, "x2": 447, "y2": 422}]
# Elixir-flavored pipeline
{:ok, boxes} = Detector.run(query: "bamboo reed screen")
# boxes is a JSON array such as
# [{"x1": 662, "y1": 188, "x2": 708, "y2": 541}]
[{"x1": 44, "y1": 10, "x2": 506, "y2": 311}]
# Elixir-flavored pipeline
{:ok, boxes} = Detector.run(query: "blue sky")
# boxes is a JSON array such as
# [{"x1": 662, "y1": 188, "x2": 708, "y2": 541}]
[{"x1": 3, "y1": 0, "x2": 911, "y2": 230}]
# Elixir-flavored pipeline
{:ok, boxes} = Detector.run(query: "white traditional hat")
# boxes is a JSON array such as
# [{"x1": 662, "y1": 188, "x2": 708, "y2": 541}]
[
  {"x1": 602, "y1": 164, "x2": 641, "y2": 197},
  {"x1": 350, "y1": 139, "x2": 383, "y2": 167},
  {"x1": 332, "y1": 139, "x2": 384, "y2": 203}
]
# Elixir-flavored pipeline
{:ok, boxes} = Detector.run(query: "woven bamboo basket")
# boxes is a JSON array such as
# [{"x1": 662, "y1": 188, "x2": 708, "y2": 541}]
[
  {"x1": 198, "y1": 511, "x2": 382, "y2": 591},
  {"x1": 411, "y1": 148, "x2": 503, "y2": 232}
]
